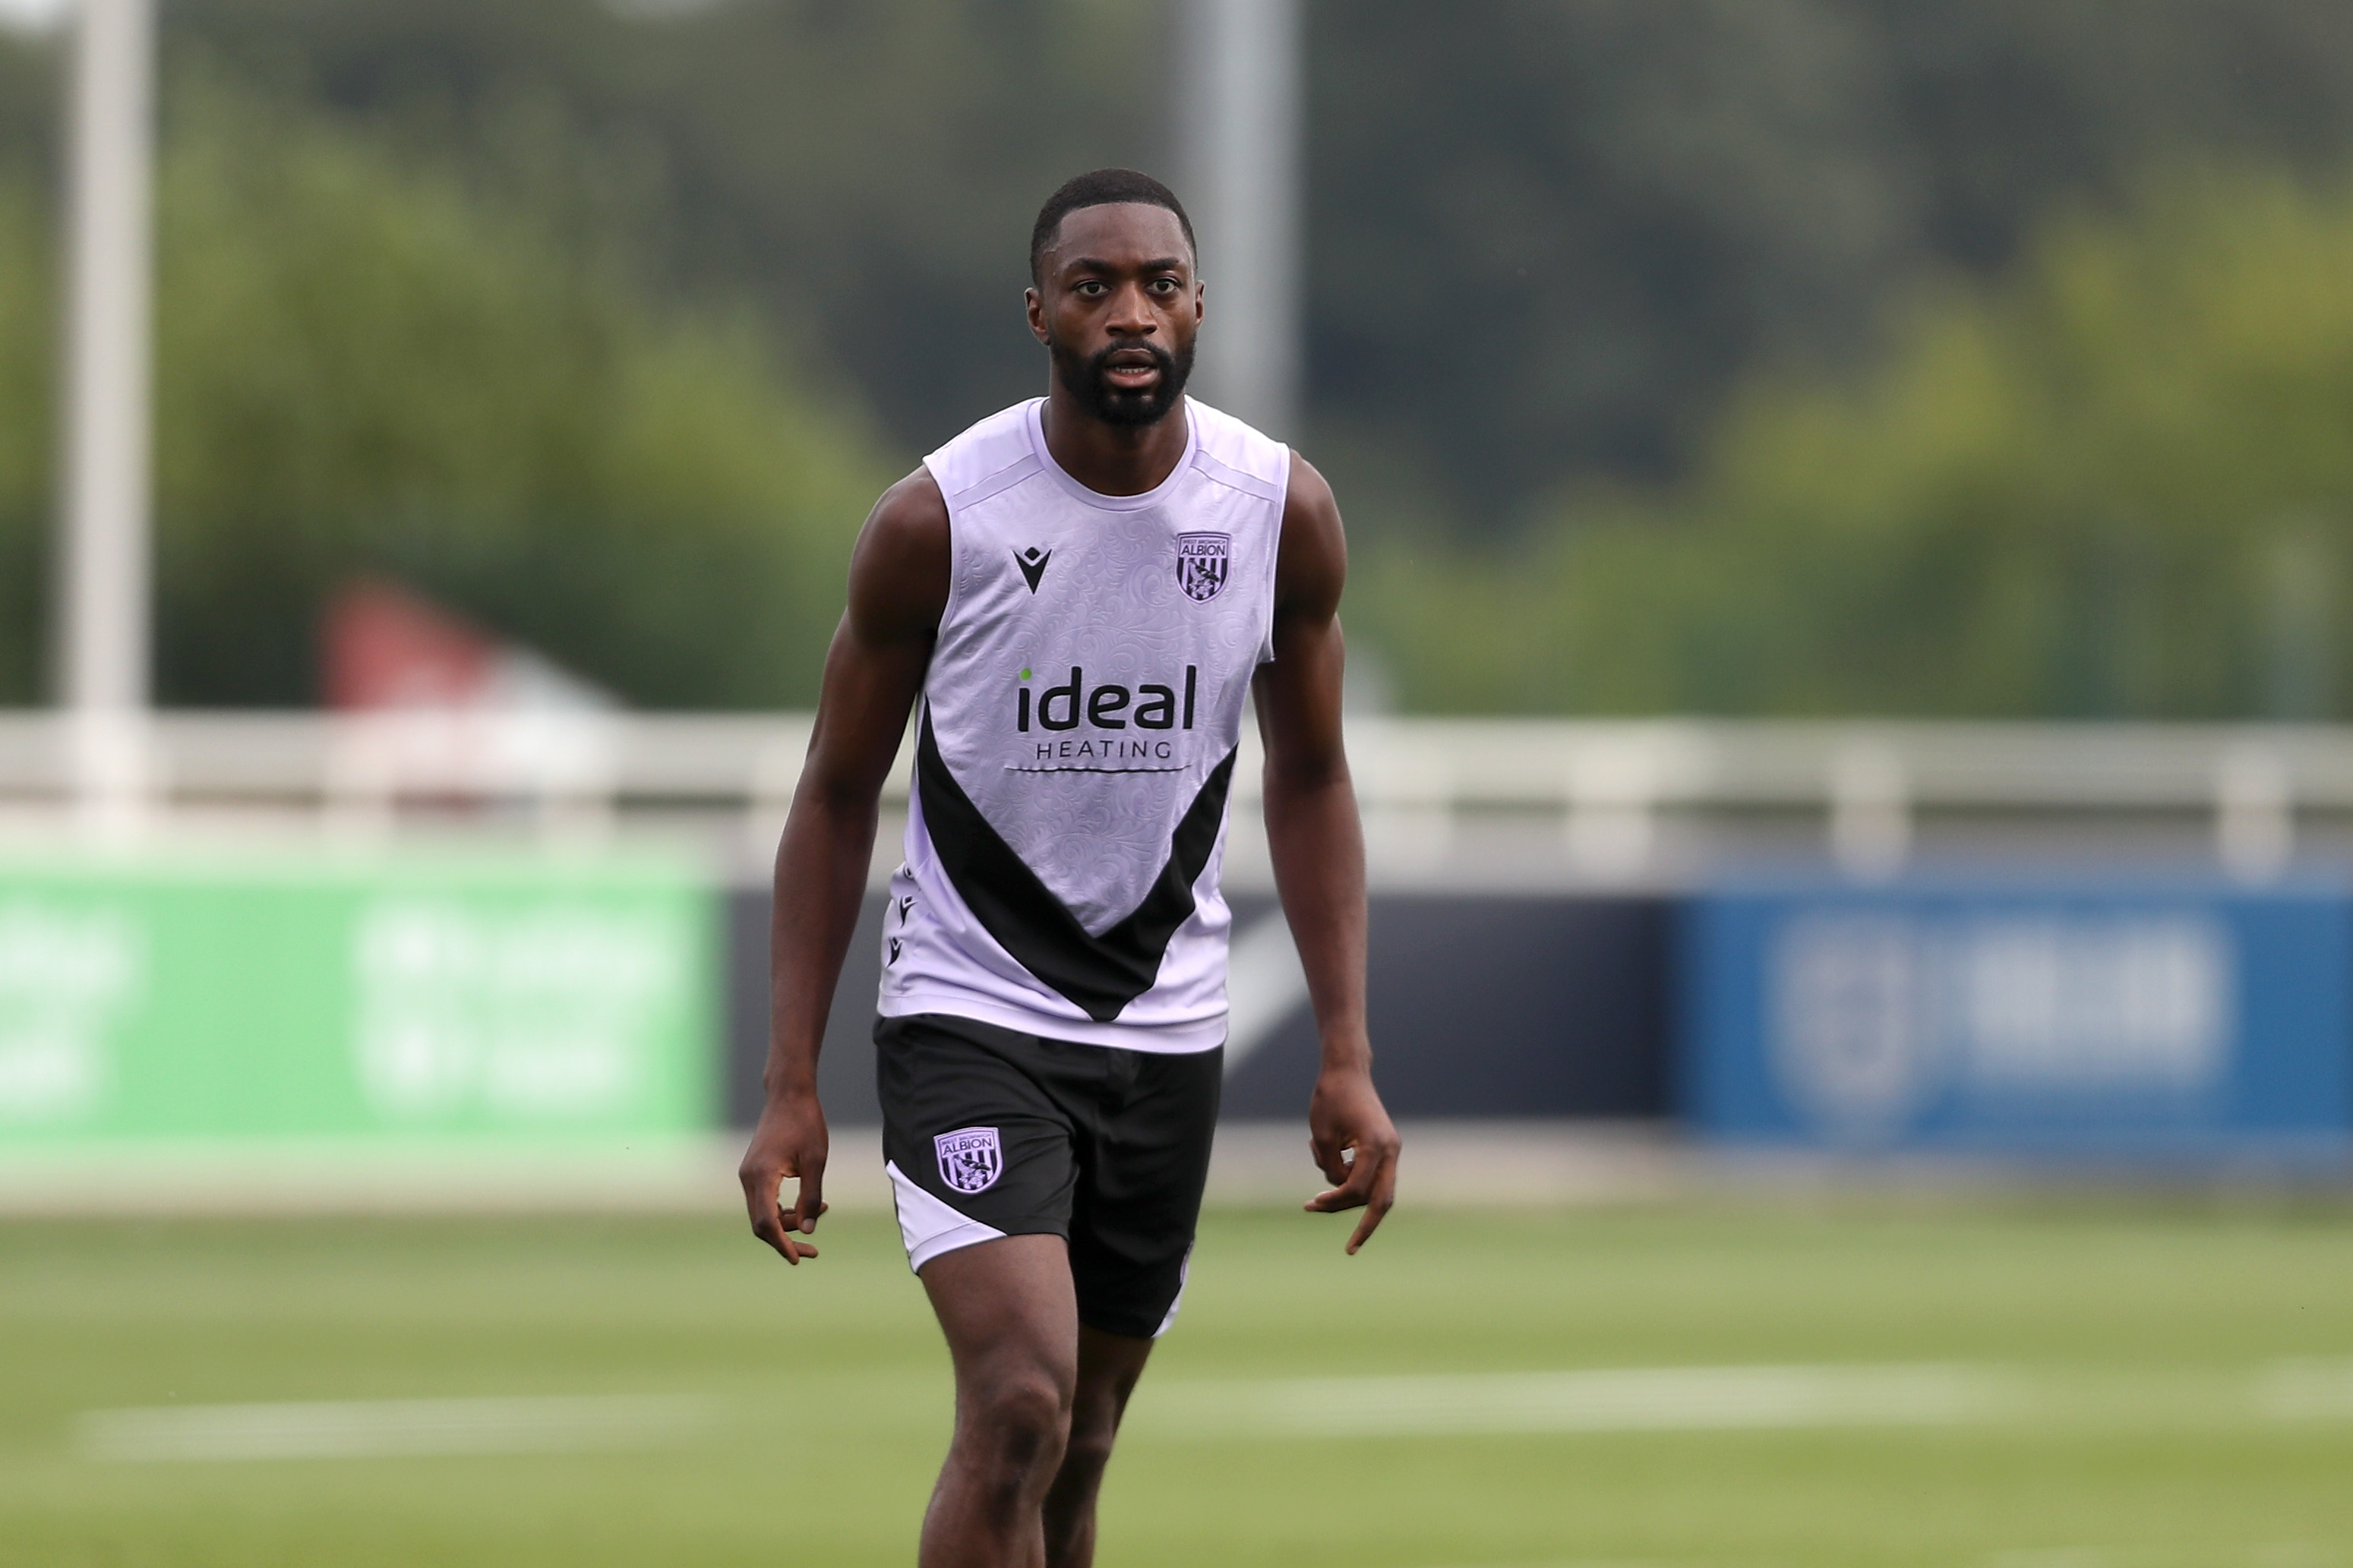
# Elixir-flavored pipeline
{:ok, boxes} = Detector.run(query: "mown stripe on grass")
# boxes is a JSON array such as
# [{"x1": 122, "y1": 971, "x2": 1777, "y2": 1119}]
[
  {"x1": 1138, "y1": 1358, "x2": 2353, "y2": 1439},
  {"x1": 77, "y1": 1394, "x2": 714, "y2": 1462},
  {"x1": 1139, "y1": 1363, "x2": 2012, "y2": 1437}
]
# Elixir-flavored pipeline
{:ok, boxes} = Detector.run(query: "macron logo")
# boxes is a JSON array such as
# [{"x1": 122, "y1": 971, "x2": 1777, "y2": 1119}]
[{"x1": 1014, "y1": 546, "x2": 1052, "y2": 593}]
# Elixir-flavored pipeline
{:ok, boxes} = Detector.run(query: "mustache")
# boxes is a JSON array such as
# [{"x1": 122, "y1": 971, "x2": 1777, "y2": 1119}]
[
  {"x1": 1087, "y1": 340, "x2": 1176, "y2": 386},
  {"x1": 1050, "y1": 330, "x2": 1192, "y2": 427}
]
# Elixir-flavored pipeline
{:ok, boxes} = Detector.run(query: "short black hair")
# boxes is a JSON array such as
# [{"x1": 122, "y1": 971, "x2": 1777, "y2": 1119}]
[{"x1": 1030, "y1": 169, "x2": 1196, "y2": 286}]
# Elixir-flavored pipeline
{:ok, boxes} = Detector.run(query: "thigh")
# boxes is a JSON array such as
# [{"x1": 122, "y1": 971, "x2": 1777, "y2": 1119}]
[
  {"x1": 1068, "y1": 1046, "x2": 1223, "y2": 1339},
  {"x1": 878, "y1": 1014, "x2": 1082, "y2": 1271},
  {"x1": 920, "y1": 1232, "x2": 1081, "y2": 1390}
]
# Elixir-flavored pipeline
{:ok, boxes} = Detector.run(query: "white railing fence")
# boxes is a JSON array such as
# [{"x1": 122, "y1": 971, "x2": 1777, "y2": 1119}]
[{"x1": 2, "y1": 710, "x2": 2348, "y2": 884}]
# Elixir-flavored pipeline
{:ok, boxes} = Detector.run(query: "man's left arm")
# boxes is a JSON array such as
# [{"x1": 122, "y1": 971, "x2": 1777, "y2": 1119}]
[{"x1": 1253, "y1": 454, "x2": 1401, "y2": 1254}]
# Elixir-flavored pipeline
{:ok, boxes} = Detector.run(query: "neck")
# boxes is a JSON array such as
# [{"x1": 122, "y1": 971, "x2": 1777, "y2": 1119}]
[{"x1": 1039, "y1": 383, "x2": 1187, "y2": 497}]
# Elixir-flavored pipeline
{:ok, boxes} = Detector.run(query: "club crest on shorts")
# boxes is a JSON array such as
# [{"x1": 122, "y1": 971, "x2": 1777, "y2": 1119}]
[
  {"x1": 933, "y1": 1126, "x2": 1003, "y2": 1195},
  {"x1": 1175, "y1": 532, "x2": 1232, "y2": 602}
]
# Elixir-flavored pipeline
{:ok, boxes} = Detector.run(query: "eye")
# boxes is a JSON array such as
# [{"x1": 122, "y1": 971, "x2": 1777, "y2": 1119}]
[
  {"x1": 1075, "y1": 280, "x2": 1108, "y2": 297},
  {"x1": 1148, "y1": 277, "x2": 1180, "y2": 295}
]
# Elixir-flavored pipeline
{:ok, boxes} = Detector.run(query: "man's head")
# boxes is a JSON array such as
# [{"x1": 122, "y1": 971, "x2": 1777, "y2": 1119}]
[{"x1": 1028, "y1": 169, "x2": 1201, "y2": 429}]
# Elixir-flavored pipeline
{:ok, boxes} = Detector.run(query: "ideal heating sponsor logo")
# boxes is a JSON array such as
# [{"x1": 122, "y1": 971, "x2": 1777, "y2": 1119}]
[
  {"x1": 1012, "y1": 664, "x2": 1197, "y2": 768},
  {"x1": 1768, "y1": 908, "x2": 2235, "y2": 1143}
]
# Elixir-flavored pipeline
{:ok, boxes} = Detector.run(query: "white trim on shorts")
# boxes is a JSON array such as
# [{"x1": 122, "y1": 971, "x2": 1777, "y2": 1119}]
[
  {"x1": 886, "y1": 1159, "x2": 1008, "y2": 1273},
  {"x1": 1151, "y1": 1243, "x2": 1195, "y2": 1339}
]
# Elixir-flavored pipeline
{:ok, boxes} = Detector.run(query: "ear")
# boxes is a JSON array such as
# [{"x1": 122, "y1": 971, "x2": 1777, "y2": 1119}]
[{"x1": 1025, "y1": 286, "x2": 1050, "y2": 346}]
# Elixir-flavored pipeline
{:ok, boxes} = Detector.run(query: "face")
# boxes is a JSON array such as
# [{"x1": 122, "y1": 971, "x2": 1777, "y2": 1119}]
[{"x1": 1028, "y1": 203, "x2": 1202, "y2": 428}]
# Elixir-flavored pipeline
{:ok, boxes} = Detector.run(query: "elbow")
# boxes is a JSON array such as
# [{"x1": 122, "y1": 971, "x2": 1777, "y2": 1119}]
[
  {"x1": 1262, "y1": 752, "x2": 1353, "y2": 803},
  {"x1": 791, "y1": 768, "x2": 886, "y2": 822}
]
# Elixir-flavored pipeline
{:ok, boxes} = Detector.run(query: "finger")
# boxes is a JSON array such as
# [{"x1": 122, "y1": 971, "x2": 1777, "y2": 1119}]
[
  {"x1": 741, "y1": 1164, "x2": 784, "y2": 1243},
  {"x1": 766, "y1": 1197, "x2": 824, "y2": 1264},
  {"x1": 1308, "y1": 1135, "x2": 1350, "y2": 1187},
  {"x1": 741, "y1": 1166, "x2": 815, "y2": 1264},
  {"x1": 751, "y1": 1201, "x2": 799, "y2": 1263},
  {"x1": 1301, "y1": 1172, "x2": 1369, "y2": 1210},
  {"x1": 789, "y1": 1161, "x2": 829, "y2": 1234},
  {"x1": 1303, "y1": 1148, "x2": 1378, "y2": 1214},
  {"x1": 1344, "y1": 1149, "x2": 1399, "y2": 1255}
]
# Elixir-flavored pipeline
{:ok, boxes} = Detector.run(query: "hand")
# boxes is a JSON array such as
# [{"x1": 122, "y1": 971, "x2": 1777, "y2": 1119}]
[
  {"x1": 738, "y1": 1092, "x2": 829, "y2": 1264},
  {"x1": 1303, "y1": 1063, "x2": 1401, "y2": 1254}
]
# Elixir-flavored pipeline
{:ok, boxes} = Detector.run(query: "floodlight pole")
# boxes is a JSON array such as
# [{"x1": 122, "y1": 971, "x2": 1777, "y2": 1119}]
[
  {"x1": 58, "y1": 0, "x2": 155, "y2": 831},
  {"x1": 1180, "y1": 0, "x2": 1302, "y2": 442}
]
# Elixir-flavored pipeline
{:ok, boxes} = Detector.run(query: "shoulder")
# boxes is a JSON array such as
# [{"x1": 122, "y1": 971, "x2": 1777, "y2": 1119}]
[
  {"x1": 1274, "y1": 453, "x2": 1345, "y2": 614},
  {"x1": 1185, "y1": 399, "x2": 1290, "y2": 503},
  {"x1": 863, "y1": 467, "x2": 950, "y2": 554},
  {"x1": 848, "y1": 468, "x2": 951, "y2": 639},
  {"x1": 924, "y1": 400, "x2": 1042, "y2": 508}
]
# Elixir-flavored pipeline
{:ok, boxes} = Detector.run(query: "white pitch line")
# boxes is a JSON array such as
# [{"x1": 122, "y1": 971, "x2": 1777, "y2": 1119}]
[
  {"x1": 1413, "y1": 1560, "x2": 1721, "y2": 1568},
  {"x1": 1143, "y1": 1359, "x2": 2353, "y2": 1441},
  {"x1": 77, "y1": 1394, "x2": 713, "y2": 1462},
  {"x1": 2255, "y1": 1358, "x2": 2353, "y2": 1421},
  {"x1": 1981, "y1": 1550, "x2": 2344, "y2": 1568},
  {"x1": 1140, "y1": 1364, "x2": 2014, "y2": 1438},
  {"x1": 1413, "y1": 1560, "x2": 1704, "y2": 1568}
]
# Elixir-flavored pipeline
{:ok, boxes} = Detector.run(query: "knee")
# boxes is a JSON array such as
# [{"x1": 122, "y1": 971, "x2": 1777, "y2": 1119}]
[
  {"x1": 963, "y1": 1371, "x2": 1072, "y2": 1483},
  {"x1": 1059, "y1": 1382, "x2": 1129, "y2": 1485},
  {"x1": 1056, "y1": 1399, "x2": 1120, "y2": 1484}
]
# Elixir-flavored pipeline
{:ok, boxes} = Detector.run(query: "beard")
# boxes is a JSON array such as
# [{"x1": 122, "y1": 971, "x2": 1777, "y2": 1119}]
[{"x1": 1050, "y1": 333, "x2": 1195, "y2": 428}]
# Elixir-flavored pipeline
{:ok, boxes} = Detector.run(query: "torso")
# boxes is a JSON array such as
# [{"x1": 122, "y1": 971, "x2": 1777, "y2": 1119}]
[{"x1": 878, "y1": 396, "x2": 1290, "y2": 1052}]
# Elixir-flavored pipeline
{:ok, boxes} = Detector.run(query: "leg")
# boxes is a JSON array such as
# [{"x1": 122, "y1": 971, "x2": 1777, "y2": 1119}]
[
  {"x1": 1040, "y1": 1324, "x2": 1153, "y2": 1568},
  {"x1": 1036, "y1": 1046, "x2": 1218, "y2": 1563},
  {"x1": 918, "y1": 1232, "x2": 1080, "y2": 1568}
]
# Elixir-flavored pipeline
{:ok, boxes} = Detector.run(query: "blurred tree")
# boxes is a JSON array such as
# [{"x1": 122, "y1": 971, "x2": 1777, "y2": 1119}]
[
  {"x1": 0, "y1": 169, "x2": 49, "y2": 703},
  {"x1": 158, "y1": 0, "x2": 1168, "y2": 459},
  {"x1": 1356, "y1": 168, "x2": 2353, "y2": 719},
  {"x1": 159, "y1": 74, "x2": 889, "y2": 708},
  {"x1": 0, "y1": 71, "x2": 889, "y2": 708},
  {"x1": 139, "y1": 0, "x2": 2353, "y2": 543},
  {"x1": 1310, "y1": 0, "x2": 2353, "y2": 534},
  {"x1": 0, "y1": 27, "x2": 57, "y2": 702},
  {"x1": 13, "y1": 6, "x2": 2353, "y2": 711}
]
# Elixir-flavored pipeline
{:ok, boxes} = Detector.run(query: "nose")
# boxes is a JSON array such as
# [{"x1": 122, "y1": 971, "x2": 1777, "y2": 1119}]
[{"x1": 1107, "y1": 281, "x2": 1157, "y2": 336}]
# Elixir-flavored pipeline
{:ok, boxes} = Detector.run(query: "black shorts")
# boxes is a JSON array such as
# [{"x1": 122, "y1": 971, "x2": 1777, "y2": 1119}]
[{"x1": 875, "y1": 1012, "x2": 1222, "y2": 1340}]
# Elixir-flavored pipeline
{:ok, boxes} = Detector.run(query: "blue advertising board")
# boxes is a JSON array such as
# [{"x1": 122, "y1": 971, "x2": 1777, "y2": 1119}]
[{"x1": 1681, "y1": 880, "x2": 2353, "y2": 1156}]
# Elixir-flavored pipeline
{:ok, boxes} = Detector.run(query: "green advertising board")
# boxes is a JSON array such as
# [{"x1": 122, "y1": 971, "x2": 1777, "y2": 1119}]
[{"x1": 0, "y1": 849, "x2": 717, "y2": 1144}]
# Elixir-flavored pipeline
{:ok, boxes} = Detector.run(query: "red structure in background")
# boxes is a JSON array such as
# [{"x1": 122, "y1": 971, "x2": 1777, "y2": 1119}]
[{"x1": 320, "y1": 579, "x2": 500, "y2": 711}]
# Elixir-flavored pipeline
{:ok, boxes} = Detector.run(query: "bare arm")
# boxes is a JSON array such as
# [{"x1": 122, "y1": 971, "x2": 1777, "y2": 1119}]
[
  {"x1": 738, "y1": 469, "x2": 949, "y2": 1263},
  {"x1": 1252, "y1": 455, "x2": 1401, "y2": 1254}
]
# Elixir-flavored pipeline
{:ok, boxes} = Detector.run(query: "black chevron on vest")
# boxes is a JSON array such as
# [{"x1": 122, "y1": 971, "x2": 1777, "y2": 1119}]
[{"x1": 914, "y1": 709, "x2": 1238, "y2": 1021}]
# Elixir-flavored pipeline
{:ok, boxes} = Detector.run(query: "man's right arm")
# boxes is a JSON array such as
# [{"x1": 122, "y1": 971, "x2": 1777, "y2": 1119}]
[{"x1": 738, "y1": 469, "x2": 949, "y2": 1264}]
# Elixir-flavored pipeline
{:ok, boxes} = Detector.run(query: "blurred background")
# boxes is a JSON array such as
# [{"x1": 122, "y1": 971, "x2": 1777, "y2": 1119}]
[
  {"x1": 11, "y1": 0, "x2": 2353, "y2": 719},
  {"x1": 6, "y1": 4, "x2": 2353, "y2": 1566}
]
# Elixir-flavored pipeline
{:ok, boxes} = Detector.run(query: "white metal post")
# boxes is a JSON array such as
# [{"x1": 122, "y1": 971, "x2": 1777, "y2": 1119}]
[
  {"x1": 58, "y1": 0, "x2": 154, "y2": 831},
  {"x1": 1180, "y1": 0, "x2": 1302, "y2": 441}
]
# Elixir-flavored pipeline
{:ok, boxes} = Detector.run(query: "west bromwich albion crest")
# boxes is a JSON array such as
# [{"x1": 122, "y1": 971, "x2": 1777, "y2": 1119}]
[
  {"x1": 1175, "y1": 532, "x2": 1231, "y2": 602},
  {"x1": 934, "y1": 1126, "x2": 1003, "y2": 1194}
]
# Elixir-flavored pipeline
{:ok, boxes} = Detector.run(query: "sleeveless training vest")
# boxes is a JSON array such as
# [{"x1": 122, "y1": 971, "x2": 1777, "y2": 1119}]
[{"x1": 876, "y1": 396, "x2": 1290, "y2": 1052}]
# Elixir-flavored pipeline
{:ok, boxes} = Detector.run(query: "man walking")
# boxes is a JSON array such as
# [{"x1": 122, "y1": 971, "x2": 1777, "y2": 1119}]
[{"x1": 741, "y1": 167, "x2": 1400, "y2": 1567}]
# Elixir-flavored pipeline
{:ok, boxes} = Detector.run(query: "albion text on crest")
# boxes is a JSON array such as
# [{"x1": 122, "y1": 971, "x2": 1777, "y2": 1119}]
[
  {"x1": 1175, "y1": 532, "x2": 1232, "y2": 602},
  {"x1": 934, "y1": 1125, "x2": 1004, "y2": 1194}
]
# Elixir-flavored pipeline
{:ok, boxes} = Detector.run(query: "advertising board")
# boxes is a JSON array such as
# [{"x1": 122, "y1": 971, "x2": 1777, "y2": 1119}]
[
  {"x1": 1682, "y1": 880, "x2": 2353, "y2": 1156},
  {"x1": 0, "y1": 851, "x2": 715, "y2": 1143}
]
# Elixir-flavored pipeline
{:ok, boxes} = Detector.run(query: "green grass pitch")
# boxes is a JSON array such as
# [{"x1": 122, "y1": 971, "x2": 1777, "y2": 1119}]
[{"x1": 4, "y1": 1196, "x2": 2352, "y2": 1566}]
